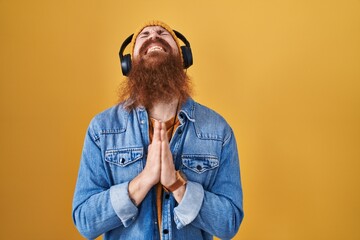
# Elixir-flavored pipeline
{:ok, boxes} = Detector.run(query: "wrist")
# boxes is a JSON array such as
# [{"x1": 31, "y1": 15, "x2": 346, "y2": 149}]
[
  {"x1": 139, "y1": 171, "x2": 158, "y2": 189},
  {"x1": 165, "y1": 171, "x2": 178, "y2": 188},
  {"x1": 163, "y1": 170, "x2": 187, "y2": 193},
  {"x1": 172, "y1": 184, "x2": 186, "y2": 203}
]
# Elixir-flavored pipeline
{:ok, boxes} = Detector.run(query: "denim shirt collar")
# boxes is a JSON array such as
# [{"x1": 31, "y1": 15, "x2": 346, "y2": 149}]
[
  {"x1": 179, "y1": 98, "x2": 196, "y2": 123},
  {"x1": 135, "y1": 97, "x2": 196, "y2": 124}
]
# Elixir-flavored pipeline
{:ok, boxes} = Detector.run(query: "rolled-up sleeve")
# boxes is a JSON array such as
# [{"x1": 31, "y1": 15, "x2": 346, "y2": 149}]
[
  {"x1": 173, "y1": 181, "x2": 204, "y2": 229},
  {"x1": 110, "y1": 182, "x2": 138, "y2": 227}
]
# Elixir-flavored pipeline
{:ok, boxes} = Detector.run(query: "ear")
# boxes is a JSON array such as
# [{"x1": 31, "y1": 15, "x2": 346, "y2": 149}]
[
  {"x1": 121, "y1": 54, "x2": 132, "y2": 76},
  {"x1": 173, "y1": 30, "x2": 193, "y2": 69},
  {"x1": 118, "y1": 34, "x2": 134, "y2": 76},
  {"x1": 181, "y1": 46, "x2": 193, "y2": 69}
]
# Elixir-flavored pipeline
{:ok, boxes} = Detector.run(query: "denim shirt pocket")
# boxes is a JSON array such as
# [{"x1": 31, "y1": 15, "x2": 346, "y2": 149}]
[
  {"x1": 105, "y1": 147, "x2": 144, "y2": 183},
  {"x1": 181, "y1": 154, "x2": 219, "y2": 188}
]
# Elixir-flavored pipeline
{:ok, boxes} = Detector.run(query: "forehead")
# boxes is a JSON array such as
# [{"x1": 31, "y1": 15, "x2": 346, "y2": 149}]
[{"x1": 138, "y1": 26, "x2": 170, "y2": 36}]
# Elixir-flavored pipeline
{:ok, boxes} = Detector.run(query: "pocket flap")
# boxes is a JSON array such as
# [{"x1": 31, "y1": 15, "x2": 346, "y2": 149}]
[
  {"x1": 182, "y1": 154, "x2": 219, "y2": 173},
  {"x1": 105, "y1": 148, "x2": 143, "y2": 167}
]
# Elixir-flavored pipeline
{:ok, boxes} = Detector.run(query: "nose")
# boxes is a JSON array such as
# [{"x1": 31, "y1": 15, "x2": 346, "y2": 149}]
[{"x1": 148, "y1": 30, "x2": 162, "y2": 40}]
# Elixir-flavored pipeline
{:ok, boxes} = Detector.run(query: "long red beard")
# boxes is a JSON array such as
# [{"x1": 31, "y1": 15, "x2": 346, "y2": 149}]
[{"x1": 118, "y1": 52, "x2": 192, "y2": 110}]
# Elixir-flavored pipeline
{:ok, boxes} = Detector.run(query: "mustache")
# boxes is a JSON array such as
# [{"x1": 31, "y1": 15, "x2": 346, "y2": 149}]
[{"x1": 139, "y1": 37, "x2": 172, "y2": 55}]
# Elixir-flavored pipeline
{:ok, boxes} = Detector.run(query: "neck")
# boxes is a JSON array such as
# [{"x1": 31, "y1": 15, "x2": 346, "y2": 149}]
[{"x1": 148, "y1": 99, "x2": 179, "y2": 122}]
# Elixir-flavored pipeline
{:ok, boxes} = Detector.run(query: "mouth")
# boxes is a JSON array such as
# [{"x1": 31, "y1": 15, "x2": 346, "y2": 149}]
[{"x1": 145, "y1": 45, "x2": 166, "y2": 54}]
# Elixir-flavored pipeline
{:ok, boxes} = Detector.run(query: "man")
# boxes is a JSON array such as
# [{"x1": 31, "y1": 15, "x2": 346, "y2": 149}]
[{"x1": 72, "y1": 20, "x2": 244, "y2": 240}]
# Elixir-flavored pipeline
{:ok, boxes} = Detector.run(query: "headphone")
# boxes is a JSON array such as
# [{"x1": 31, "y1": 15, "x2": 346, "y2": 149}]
[{"x1": 119, "y1": 30, "x2": 193, "y2": 76}]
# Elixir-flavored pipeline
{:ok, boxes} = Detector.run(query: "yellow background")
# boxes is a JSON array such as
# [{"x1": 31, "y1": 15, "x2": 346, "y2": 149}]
[{"x1": 1, "y1": 0, "x2": 359, "y2": 239}]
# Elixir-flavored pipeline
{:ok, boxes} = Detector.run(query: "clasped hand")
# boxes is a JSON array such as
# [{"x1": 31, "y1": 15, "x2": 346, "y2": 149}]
[{"x1": 144, "y1": 120, "x2": 177, "y2": 188}]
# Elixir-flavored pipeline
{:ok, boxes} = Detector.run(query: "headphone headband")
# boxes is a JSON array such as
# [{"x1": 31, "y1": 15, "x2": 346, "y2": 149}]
[
  {"x1": 119, "y1": 30, "x2": 193, "y2": 76},
  {"x1": 173, "y1": 30, "x2": 190, "y2": 48}
]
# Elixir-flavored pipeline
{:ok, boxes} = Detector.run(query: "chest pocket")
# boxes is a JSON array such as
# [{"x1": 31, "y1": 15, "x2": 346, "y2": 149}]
[
  {"x1": 182, "y1": 154, "x2": 219, "y2": 173},
  {"x1": 105, "y1": 148, "x2": 143, "y2": 166},
  {"x1": 105, "y1": 147, "x2": 144, "y2": 183},
  {"x1": 181, "y1": 154, "x2": 219, "y2": 188}
]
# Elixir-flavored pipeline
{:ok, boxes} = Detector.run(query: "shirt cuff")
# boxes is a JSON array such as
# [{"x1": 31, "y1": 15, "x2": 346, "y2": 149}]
[
  {"x1": 110, "y1": 182, "x2": 138, "y2": 227},
  {"x1": 173, "y1": 181, "x2": 204, "y2": 229}
]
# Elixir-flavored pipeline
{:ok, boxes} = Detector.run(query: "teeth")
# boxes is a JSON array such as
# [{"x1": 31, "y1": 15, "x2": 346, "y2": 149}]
[{"x1": 147, "y1": 46, "x2": 164, "y2": 53}]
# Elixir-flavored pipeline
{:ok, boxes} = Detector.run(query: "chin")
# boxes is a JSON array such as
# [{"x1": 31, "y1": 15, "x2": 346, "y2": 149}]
[{"x1": 142, "y1": 53, "x2": 169, "y2": 68}]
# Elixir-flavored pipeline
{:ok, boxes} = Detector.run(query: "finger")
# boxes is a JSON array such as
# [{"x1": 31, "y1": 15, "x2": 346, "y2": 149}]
[
  {"x1": 161, "y1": 137, "x2": 172, "y2": 164},
  {"x1": 161, "y1": 121, "x2": 167, "y2": 131},
  {"x1": 161, "y1": 140, "x2": 175, "y2": 186},
  {"x1": 148, "y1": 137, "x2": 161, "y2": 162},
  {"x1": 147, "y1": 144, "x2": 161, "y2": 172},
  {"x1": 149, "y1": 140, "x2": 161, "y2": 157},
  {"x1": 152, "y1": 120, "x2": 161, "y2": 142},
  {"x1": 160, "y1": 122, "x2": 169, "y2": 142}
]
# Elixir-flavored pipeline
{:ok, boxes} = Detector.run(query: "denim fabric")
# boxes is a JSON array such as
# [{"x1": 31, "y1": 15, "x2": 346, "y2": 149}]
[{"x1": 72, "y1": 98, "x2": 244, "y2": 240}]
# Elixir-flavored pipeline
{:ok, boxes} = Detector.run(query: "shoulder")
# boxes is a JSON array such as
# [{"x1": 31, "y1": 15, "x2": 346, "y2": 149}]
[
  {"x1": 88, "y1": 103, "x2": 131, "y2": 136},
  {"x1": 192, "y1": 101, "x2": 232, "y2": 142},
  {"x1": 194, "y1": 102, "x2": 228, "y2": 126}
]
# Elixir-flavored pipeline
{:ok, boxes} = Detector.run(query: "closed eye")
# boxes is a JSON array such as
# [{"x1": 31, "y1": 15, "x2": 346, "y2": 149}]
[
  {"x1": 139, "y1": 31, "x2": 150, "y2": 38},
  {"x1": 157, "y1": 30, "x2": 169, "y2": 36}
]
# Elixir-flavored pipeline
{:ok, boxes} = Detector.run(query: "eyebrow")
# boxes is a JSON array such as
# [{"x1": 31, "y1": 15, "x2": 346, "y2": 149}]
[
  {"x1": 139, "y1": 31, "x2": 150, "y2": 36},
  {"x1": 139, "y1": 28, "x2": 167, "y2": 36}
]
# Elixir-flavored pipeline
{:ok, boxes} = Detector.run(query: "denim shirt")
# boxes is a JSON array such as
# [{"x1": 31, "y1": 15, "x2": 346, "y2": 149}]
[{"x1": 72, "y1": 98, "x2": 244, "y2": 240}]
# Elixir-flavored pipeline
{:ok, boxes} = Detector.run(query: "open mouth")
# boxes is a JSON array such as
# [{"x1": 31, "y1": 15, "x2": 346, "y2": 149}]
[
  {"x1": 139, "y1": 38, "x2": 171, "y2": 57},
  {"x1": 146, "y1": 45, "x2": 166, "y2": 54}
]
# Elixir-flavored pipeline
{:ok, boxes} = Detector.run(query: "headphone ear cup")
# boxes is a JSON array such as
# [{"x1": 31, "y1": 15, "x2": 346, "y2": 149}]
[
  {"x1": 121, "y1": 54, "x2": 132, "y2": 76},
  {"x1": 181, "y1": 46, "x2": 193, "y2": 69}
]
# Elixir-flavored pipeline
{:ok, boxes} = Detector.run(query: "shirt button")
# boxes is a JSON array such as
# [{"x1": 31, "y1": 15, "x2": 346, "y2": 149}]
[
  {"x1": 140, "y1": 120, "x2": 145, "y2": 124},
  {"x1": 120, "y1": 158, "x2": 126, "y2": 164},
  {"x1": 196, "y1": 165, "x2": 202, "y2": 171},
  {"x1": 163, "y1": 229, "x2": 169, "y2": 234},
  {"x1": 165, "y1": 194, "x2": 170, "y2": 199}
]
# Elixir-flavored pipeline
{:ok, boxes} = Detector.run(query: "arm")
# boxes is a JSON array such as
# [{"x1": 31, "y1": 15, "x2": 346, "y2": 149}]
[
  {"x1": 174, "y1": 130, "x2": 244, "y2": 239},
  {"x1": 72, "y1": 126, "x2": 138, "y2": 239},
  {"x1": 73, "y1": 120, "x2": 164, "y2": 239}
]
